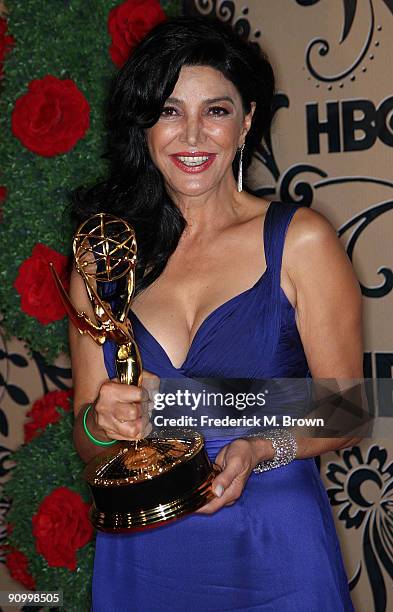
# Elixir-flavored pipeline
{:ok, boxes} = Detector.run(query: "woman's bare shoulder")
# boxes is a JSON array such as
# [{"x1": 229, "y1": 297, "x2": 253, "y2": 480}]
[
  {"x1": 283, "y1": 205, "x2": 342, "y2": 268},
  {"x1": 282, "y1": 204, "x2": 361, "y2": 304},
  {"x1": 241, "y1": 196, "x2": 332, "y2": 243}
]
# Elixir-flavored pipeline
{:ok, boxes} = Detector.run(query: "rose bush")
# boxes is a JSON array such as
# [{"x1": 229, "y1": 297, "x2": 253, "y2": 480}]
[
  {"x1": 14, "y1": 243, "x2": 70, "y2": 325},
  {"x1": 11, "y1": 75, "x2": 90, "y2": 156},
  {"x1": 5, "y1": 547, "x2": 36, "y2": 591},
  {"x1": 32, "y1": 487, "x2": 93, "y2": 571},
  {"x1": 24, "y1": 389, "x2": 73, "y2": 443},
  {"x1": 108, "y1": 0, "x2": 166, "y2": 67}
]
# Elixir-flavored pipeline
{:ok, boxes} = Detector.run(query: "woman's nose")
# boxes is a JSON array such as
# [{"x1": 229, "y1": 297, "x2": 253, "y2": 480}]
[{"x1": 180, "y1": 115, "x2": 206, "y2": 146}]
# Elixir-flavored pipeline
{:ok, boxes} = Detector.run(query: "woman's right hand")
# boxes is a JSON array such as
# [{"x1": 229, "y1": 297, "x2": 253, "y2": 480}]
[{"x1": 90, "y1": 370, "x2": 159, "y2": 442}]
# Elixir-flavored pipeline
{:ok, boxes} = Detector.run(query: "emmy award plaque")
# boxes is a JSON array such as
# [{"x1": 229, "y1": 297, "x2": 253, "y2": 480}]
[{"x1": 50, "y1": 213, "x2": 218, "y2": 532}]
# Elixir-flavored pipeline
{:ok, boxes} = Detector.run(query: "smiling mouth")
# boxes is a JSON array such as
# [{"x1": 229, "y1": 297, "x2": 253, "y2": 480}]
[{"x1": 170, "y1": 152, "x2": 217, "y2": 173}]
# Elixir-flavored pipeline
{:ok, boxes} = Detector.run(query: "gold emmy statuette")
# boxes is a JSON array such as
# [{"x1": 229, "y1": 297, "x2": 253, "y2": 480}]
[{"x1": 50, "y1": 213, "x2": 218, "y2": 532}]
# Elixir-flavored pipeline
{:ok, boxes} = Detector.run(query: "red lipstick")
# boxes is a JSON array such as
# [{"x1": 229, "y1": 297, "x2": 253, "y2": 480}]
[{"x1": 169, "y1": 152, "x2": 217, "y2": 174}]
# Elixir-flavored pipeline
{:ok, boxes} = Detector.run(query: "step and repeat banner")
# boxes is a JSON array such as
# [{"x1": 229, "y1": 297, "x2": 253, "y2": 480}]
[
  {"x1": 0, "y1": 1, "x2": 392, "y2": 610},
  {"x1": 184, "y1": 2, "x2": 393, "y2": 611}
]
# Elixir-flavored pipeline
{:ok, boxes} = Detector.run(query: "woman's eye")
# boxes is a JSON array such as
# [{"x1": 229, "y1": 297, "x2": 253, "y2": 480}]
[
  {"x1": 161, "y1": 107, "x2": 178, "y2": 117},
  {"x1": 207, "y1": 106, "x2": 230, "y2": 116}
]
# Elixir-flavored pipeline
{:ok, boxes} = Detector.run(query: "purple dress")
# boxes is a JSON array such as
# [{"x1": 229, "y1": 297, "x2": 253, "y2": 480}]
[{"x1": 91, "y1": 201, "x2": 355, "y2": 611}]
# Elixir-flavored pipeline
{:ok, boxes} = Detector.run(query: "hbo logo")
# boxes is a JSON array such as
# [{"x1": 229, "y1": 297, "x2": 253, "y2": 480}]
[{"x1": 306, "y1": 98, "x2": 393, "y2": 154}]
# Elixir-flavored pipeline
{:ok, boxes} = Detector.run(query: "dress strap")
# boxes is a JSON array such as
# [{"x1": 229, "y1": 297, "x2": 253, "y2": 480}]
[{"x1": 264, "y1": 201, "x2": 301, "y2": 289}]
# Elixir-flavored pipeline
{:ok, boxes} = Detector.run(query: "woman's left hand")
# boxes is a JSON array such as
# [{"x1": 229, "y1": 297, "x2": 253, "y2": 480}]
[{"x1": 195, "y1": 437, "x2": 273, "y2": 514}]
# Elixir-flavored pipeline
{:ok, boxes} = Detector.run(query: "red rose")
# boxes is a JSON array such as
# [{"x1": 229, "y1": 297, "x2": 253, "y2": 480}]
[
  {"x1": 14, "y1": 243, "x2": 70, "y2": 325},
  {"x1": 0, "y1": 17, "x2": 14, "y2": 77},
  {"x1": 11, "y1": 75, "x2": 90, "y2": 156},
  {"x1": 5, "y1": 547, "x2": 36, "y2": 591},
  {"x1": 32, "y1": 487, "x2": 93, "y2": 571},
  {"x1": 24, "y1": 389, "x2": 73, "y2": 443},
  {"x1": 108, "y1": 0, "x2": 166, "y2": 67}
]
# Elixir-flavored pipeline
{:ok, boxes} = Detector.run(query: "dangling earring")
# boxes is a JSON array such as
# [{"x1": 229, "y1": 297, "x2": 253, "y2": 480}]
[{"x1": 237, "y1": 143, "x2": 245, "y2": 193}]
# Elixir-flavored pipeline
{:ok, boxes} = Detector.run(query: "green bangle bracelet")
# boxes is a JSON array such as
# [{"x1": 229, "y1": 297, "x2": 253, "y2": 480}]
[{"x1": 82, "y1": 404, "x2": 118, "y2": 447}]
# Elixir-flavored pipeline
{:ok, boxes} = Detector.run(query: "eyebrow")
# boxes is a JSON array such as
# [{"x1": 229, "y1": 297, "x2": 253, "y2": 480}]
[{"x1": 165, "y1": 96, "x2": 235, "y2": 105}]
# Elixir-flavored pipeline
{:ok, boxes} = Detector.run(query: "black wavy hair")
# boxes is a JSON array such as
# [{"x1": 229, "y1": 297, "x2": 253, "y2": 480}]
[{"x1": 71, "y1": 16, "x2": 275, "y2": 295}]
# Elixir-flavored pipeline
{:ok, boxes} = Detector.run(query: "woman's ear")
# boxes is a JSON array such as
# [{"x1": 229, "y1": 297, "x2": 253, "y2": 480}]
[{"x1": 241, "y1": 101, "x2": 256, "y2": 142}]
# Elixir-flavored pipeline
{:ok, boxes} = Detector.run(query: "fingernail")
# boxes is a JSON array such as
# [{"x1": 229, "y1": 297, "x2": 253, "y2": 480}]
[{"x1": 214, "y1": 484, "x2": 224, "y2": 498}]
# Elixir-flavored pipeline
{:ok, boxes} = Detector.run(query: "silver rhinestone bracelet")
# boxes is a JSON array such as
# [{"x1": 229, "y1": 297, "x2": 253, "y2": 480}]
[{"x1": 247, "y1": 428, "x2": 298, "y2": 473}]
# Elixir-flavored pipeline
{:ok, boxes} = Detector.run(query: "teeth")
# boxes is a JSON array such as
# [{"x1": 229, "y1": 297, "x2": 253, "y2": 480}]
[{"x1": 177, "y1": 155, "x2": 209, "y2": 166}]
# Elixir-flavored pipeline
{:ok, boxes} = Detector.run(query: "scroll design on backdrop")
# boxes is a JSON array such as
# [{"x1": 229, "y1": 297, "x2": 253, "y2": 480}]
[
  {"x1": 337, "y1": 200, "x2": 393, "y2": 298},
  {"x1": 0, "y1": 330, "x2": 72, "y2": 441},
  {"x1": 296, "y1": 0, "x2": 377, "y2": 83},
  {"x1": 252, "y1": 98, "x2": 393, "y2": 299},
  {"x1": 32, "y1": 351, "x2": 72, "y2": 395},
  {"x1": 0, "y1": 330, "x2": 29, "y2": 414},
  {"x1": 253, "y1": 93, "x2": 289, "y2": 185},
  {"x1": 188, "y1": 1, "x2": 261, "y2": 43},
  {"x1": 297, "y1": 0, "x2": 393, "y2": 84},
  {"x1": 326, "y1": 445, "x2": 393, "y2": 611}
]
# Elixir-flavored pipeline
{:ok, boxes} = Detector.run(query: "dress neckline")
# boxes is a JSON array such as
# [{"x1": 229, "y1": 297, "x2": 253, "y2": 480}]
[
  {"x1": 129, "y1": 200, "x2": 276, "y2": 371},
  {"x1": 130, "y1": 271, "x2": 270, "y2": 371}
]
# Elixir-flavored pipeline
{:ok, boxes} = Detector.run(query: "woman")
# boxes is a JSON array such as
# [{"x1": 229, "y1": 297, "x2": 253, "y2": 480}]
[{"x1": 70, "y1": 17, "x2": 363, "y2": 612}]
